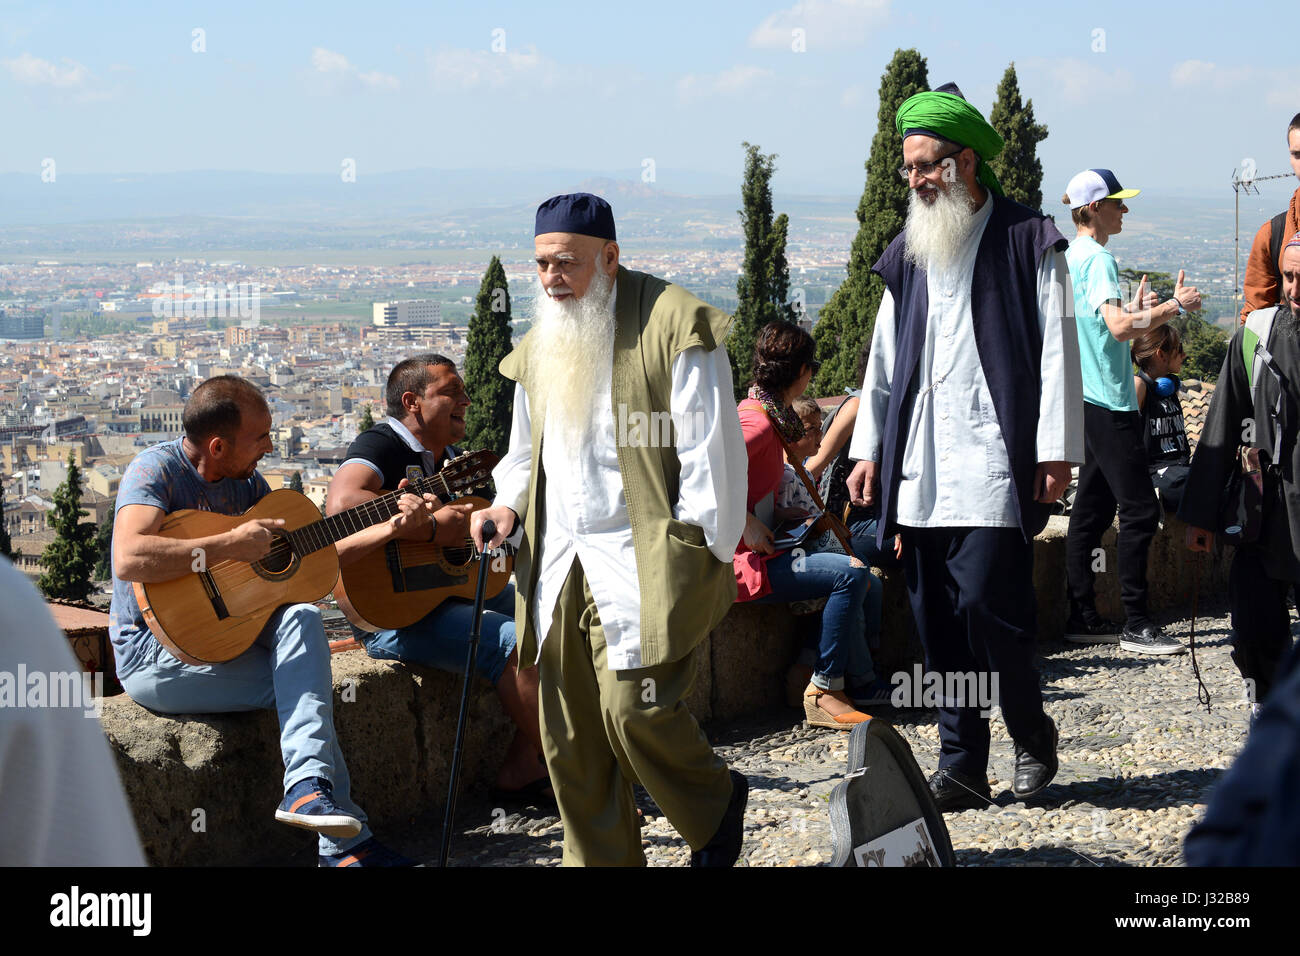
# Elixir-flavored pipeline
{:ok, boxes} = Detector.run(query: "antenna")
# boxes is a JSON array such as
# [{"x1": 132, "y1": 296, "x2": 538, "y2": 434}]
[{"x1": 1232, "y1": 167, "x2": 1294, "y2": 302}]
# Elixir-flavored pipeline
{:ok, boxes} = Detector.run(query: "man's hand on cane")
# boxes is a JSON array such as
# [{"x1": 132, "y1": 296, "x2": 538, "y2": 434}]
[{"x1": 471, "y1": 506, "x2": 518, "y2": 552}]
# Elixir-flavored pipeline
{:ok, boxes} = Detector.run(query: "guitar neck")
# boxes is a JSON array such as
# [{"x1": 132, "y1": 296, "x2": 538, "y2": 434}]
[{"x1": 286, "y1": 471, "x2": 458, "y2": 557}]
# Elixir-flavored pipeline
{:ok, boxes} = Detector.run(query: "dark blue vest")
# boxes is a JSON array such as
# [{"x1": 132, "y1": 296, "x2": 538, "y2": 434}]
[{"x1": 872, "y1": 194, "x2": 1067, "y2": 547}]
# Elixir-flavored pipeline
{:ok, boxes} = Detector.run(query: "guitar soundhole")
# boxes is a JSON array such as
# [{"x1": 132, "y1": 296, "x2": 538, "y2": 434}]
[{"x1": 252, "y1": 531, "x2": 298, "y2": 579}]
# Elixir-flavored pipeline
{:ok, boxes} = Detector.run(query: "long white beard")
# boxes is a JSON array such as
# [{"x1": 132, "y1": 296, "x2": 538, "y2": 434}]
[
  {"x1": 903, "y1": 178, "x2": 978, "y2": 274},
  {"x1": 527, "y1": 268, "x2": 616, "y2": 444}
]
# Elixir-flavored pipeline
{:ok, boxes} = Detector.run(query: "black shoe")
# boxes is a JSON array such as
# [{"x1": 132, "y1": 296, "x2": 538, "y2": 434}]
[
  {"x1": 1063, "y1": 614, "x2": 1121, "y2": 644},
  {"x1": 690, "y1": 770, "x2": 748, "y2": 867},
  {"x1": 1013, "y1": 716, "x2": 1059, "y2": 798},
  {"x1": 926, "y1": 767, "x2": 992, "y2": 813},
  {"x1": 1119, "y1": 623, "x2": 1185, "y2": 655}
]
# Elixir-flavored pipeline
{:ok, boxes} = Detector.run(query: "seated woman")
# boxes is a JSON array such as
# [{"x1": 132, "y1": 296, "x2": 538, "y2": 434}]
[
  {"x1": 734, "y1": 322, "x2": 888, "y2": 730},
  {"x1": 778, "y1": 397, "x2": 885, "y2": 701},
  {"x1": 1131, "y1": 325, "x2": 1192, "y2": 514}
]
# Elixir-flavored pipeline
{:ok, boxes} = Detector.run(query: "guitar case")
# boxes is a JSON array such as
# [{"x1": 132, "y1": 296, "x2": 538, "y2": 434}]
[{"x1": 828, "y1": 718, "x2": 956, "y2": 867}]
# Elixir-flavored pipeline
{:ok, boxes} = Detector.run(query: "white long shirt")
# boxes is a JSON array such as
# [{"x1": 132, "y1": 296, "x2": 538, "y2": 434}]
[
  {"x1": 848, "y1": 194, "x2": 1084, "y2": 526},
  {"x1": 492, "y1": 343, "x2": 747, "y2": 672}
]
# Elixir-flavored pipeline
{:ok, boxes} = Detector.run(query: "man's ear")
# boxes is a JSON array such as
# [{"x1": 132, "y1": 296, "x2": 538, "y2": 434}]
[{"x1": 603, "y1": 241, "x2": 620, "y2": 275}]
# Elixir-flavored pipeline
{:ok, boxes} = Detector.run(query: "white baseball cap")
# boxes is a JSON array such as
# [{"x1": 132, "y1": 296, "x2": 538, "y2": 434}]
[{"x1": 1064, "y1": 169, "x2": 1140, "y2": 209}]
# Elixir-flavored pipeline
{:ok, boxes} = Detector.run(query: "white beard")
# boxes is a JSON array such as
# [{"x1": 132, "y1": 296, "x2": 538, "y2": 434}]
[
  {"x1": 526, "y1": 268, "x2": 616, "y2": 444},
  {"x1": 903, "y1": 178, "x2": 978, "y2": 275}
]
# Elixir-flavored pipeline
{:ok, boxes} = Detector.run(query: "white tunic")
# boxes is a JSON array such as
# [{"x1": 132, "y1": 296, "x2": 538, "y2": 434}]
[
  {"x1": 492, "y1": 343, "x2": 747, "y2": 672},
  {"x1": 848, "y1": 194, "x2": 1084, "y2": 525}
]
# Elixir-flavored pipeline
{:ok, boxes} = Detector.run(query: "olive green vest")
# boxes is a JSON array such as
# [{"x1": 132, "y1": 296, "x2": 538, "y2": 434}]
[{"x1": 498, "y1": 266, "x2": 738, "y2": 669}]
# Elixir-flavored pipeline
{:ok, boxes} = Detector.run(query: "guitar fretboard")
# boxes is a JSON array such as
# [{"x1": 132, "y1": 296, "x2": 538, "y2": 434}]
[{"x1": 283, "y1": 469, "x2": 462, "y2": 557}]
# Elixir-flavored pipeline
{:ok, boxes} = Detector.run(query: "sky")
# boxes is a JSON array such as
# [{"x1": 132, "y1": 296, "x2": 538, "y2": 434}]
[{"x1": 2, "y1": 0, "x2": 1297, "y2": 206}]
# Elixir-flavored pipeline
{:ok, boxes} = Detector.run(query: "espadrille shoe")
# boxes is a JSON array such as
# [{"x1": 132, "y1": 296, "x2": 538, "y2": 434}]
[{"x1": 804, "y1": 689, "x2": 870, "y2": 731}]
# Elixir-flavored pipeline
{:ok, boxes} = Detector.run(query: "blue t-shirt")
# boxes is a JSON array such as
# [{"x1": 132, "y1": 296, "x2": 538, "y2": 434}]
[
  {"x1": 108, "y1": 439, "x2": 270, "y2": 679},
  {"x1": 1065, "y1": 235, "x2": 1138, "y2": 412}
]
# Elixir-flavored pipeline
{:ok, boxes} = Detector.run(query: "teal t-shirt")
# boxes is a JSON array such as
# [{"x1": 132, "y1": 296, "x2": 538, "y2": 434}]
[{"x1": 1065, "y1": 235, "x2": 1138, "y2": 412}]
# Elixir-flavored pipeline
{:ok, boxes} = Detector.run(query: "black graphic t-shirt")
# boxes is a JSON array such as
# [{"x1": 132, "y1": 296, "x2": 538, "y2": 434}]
[{"x1": 1137, "y1": 370, "x2": 1189, "y2": 467}]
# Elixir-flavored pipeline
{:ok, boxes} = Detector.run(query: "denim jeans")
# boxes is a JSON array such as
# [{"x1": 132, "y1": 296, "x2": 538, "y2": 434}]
[
  {"x1": 753, "y1": 550, "x2": 873, "y2": 690},
  {"x1": 119, "y1": 603, "x2": 370, "y2": 856},
  {"x1": 848, "y1": 517, "x2": 901, "y2": 571},
  {"x1": 361, "y1": 584, "x2": 517, "y2": 686}
]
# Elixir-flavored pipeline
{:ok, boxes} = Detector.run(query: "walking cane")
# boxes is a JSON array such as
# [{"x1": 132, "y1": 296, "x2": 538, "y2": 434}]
[{"x1": 438, "y1": 518, "x2": 496, "y2": 868}]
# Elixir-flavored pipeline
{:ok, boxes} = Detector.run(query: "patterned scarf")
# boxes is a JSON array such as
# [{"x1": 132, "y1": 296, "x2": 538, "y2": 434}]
[{"x1": 747, "y1": 384, "x2": 805, "y2": 443}]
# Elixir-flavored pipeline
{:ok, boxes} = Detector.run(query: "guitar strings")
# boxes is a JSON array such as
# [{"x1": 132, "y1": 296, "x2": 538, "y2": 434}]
[{"x1": 193, "y1": 454, "x2": 500, "y2": 594}]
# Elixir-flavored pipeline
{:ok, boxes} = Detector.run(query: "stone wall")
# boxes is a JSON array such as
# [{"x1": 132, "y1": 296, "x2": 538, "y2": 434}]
[{"x1": 99, "y1": 514, "x2": 1228, "y2": 865}]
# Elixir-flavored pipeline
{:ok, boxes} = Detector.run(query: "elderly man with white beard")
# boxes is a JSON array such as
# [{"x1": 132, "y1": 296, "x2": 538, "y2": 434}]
[
  {"x1": 845, "y1": 85, "x2": 1084, "y2": 813},
  {"x1": 471, "y1": 193, "x2": 749, "y2": 866}
]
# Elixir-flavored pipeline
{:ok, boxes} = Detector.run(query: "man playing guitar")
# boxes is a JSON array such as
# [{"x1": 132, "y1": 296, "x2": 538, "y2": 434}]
[
  {"x1": 109, "y1": 375, "x2": 412, "y2": 866},
  {"x1": 327, "y1": 355, "x2": 551, "y2": 802}
]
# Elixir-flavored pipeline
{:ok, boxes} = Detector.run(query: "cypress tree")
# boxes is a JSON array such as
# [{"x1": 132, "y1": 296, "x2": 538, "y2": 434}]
[
  {"x1": 812, "y1": 49, "x2": 929, "y2": 396},
  {"x1": 729, "y1": 142, "x2": 796, "y2": 399},
  {"x1": 38, "y1": 452, "x2": 97, "y2": 601},
  {"x1": 988, "y1": 62, "x2": 1048, "y2": 212},
  {"x1": 358, "y1": 403, "x2": 375, "y2": 433},
  {"x1": 463, "y1": 256, "x2": 515, "y2": 456},
  {"x1": 0, "y1": 496, "x2": 13, "y2": 559},
  {"x1": 92, "y1": 505, "x2": 114, "y2": 581},
  {"x1": 288, "y1": 471, "x2": 303, "y2": 493}
]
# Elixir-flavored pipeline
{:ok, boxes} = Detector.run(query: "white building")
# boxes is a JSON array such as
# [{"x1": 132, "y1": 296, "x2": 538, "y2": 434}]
[{"x1": 371, "y1": 299, "x2": 442, "y2": 328}]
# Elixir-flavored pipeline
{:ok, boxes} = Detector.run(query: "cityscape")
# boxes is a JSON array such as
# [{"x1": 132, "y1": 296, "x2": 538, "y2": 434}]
[{"x1": 0, "y1": 180, "x2": 1274, "y2": 586}]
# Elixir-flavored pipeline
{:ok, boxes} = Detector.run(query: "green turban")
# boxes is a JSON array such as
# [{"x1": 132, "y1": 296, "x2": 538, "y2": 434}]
[{"x1": 895, "y1": 90, "x2": 1005, "y2": 198}]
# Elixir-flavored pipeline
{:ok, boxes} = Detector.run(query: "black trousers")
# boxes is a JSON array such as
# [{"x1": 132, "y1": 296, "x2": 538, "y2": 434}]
[
  {"x1": 900, "y1": 526, "x2": 1050, "y2": 778},
  {"x1": 1229, "y1": 546, "x2": 1298, "y2": 704},
  {"x1": 1066, "y1": 403, "x2": 1162, "y2": 627}
]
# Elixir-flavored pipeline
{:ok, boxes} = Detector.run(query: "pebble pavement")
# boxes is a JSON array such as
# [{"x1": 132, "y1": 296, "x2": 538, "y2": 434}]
[{"x1": 406, "y1": 599, "x2": 1283, "y2": 867}]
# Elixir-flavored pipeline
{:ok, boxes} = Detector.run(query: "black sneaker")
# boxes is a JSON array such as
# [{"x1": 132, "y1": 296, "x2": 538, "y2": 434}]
[
  {"x1": 1119, "y1": 623, "x2": 1185, "y2": 655},
  {"x1": 1063, "y1": 615, "x2": 1121, "y2": 644}
]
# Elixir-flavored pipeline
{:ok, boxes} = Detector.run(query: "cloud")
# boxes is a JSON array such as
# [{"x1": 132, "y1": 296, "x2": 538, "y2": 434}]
[
  {"x1": 677, "y1": 65, "x2": 773, "y2": 103},
  {"x1": 3, "y1": 52, "x2": 92, "y2": 88},
  {"x1": 1024, "y1": 56, "x2": 1134, "y2": 105},
  {"x1": 425, "y1": 47, "x2": 556, "y2": 91},
  {"x1": 1170, "y1": 59, "x2": 1251, "y2": 90},
  {"x1": 309, "y1": 47, "x2": 400, "y2": 92},
  {"x1": 749, "y1": 0, "x2": 890, "y2": 50}
]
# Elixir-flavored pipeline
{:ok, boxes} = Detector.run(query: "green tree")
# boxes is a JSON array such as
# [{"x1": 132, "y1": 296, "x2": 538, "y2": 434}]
[
  {"x1": 358, "y1": 403, "x2": 375, "y2": 433},
  {"x1": 0, "y1": 496, "x2": 14, "y2": 559},
  {"x1": 728, "y1": 142, "x2": 797, "y2": 398},
  {"x1": 92, "y1": 506, "x2": 115, "y2": 581},
  {"x1": 812, "y1": 49, "x2": 929, "y2": 397},
  {"x1": 38, "y1": 452, "x2": 97, "y2": 601},
  {"x1": 987, "y1": 63, "x2": 1048, "y2": 212},
  {"x1": 463, "y1": 256, "x2": 515, "y2": 456},
  {"x1": 288, "y1": 471, "x2": 304, "y2": 494}
]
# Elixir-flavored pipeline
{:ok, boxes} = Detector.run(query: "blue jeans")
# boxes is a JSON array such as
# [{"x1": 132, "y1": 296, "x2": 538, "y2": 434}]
[
  {"x1": 119, "y1": 603, "x2": 370, "y2": 855},
  {"x1": 849, "y1": 517, "x2": 901, "y2": 571},
  {"x1": 753, "y1": 550, "x2": 874, "y2": 690},
  {"x1": 361, "y1": 584, "x2": 517, "y2": 685}
]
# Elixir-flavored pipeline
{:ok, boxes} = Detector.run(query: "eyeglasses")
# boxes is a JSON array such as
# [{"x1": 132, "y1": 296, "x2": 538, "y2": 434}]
[{"x1": 897, "y1": 148, "x2": 963, "y2": 182}]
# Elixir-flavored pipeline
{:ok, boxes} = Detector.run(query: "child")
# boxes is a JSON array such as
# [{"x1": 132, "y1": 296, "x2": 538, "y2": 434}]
[{"x1": 1131, "y1": 325, "x2": 1191, "y2": 513}]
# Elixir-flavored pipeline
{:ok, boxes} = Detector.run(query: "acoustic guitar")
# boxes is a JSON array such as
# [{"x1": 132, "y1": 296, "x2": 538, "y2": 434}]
[
  {"x1": 334, "y1": 493, "x2": 515, "y2": 633},
  {"x1": 134, "y1": 451, "x2": 501, "y2": 665}
]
